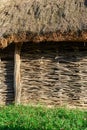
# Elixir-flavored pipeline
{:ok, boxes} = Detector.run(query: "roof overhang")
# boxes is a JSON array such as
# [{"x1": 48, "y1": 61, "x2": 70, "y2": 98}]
[{"x1": 0, "y1": 0, "x2": 87, "y2": 48}]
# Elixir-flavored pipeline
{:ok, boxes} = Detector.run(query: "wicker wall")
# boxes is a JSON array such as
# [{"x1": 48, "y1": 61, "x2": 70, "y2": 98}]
[
  {"x1": 0, "y1": 44, "x2": 14, "y2": 105},
  {"x1": 21, "y1": 42, "x2": 87, "y2": 108},
  {"x1": 0, "y1": 42, "x2": 87, "y2": 108}
]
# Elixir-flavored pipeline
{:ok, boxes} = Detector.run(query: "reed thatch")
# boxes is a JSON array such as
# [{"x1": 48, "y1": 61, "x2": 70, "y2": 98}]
[{"x1": 0, "y1": 0, "x2": 87, "y2": 48}]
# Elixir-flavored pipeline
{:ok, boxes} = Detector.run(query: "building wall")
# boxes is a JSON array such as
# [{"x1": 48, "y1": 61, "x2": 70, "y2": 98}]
[
  {"x1": 0, "y1": 44, "x2": 14, "y2": 105},
  {"x1": 0, "y1": 42, "x2": 87, "y2": 108},
  {"x1": 21, "y1": 42, "x2": 87, "y2": 108}
]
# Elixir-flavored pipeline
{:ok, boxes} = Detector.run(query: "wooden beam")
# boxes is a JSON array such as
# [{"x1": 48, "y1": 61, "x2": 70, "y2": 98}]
[{"x1": 14, "y1": 43, "x2": 22, "y2": 104}]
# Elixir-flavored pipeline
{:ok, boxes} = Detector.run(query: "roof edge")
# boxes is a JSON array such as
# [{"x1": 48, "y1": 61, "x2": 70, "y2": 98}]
[{"x1": 0, "y1": 31, "x2": 87, "y2": 48}]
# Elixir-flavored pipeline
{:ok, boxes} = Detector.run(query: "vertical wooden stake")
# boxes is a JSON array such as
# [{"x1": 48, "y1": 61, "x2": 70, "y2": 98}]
[{"x1": 14, "y1": 43, "x2": 22, "y2": 104}]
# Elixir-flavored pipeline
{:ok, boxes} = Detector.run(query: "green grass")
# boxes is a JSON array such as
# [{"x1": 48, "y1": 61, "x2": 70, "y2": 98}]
[{"x1": 0, "y1": 105, "x2": 87, "y2": 130}]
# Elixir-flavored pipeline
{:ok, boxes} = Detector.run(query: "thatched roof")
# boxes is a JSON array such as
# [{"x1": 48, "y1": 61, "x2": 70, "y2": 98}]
[{"x1": 0, "y1": 0, "x2": 87, "y2": 48}]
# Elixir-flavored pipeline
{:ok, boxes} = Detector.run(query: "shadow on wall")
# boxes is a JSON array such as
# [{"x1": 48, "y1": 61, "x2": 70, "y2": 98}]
[
  {"x1": 84, "y1": 0, "x2": 87, "y2": 6},
  {"x1": 0, "y1": 44, "x2": 14, "y2": 105},
  {"x1": 4, "y1": 61, "x2": 14, "y2": 105}
]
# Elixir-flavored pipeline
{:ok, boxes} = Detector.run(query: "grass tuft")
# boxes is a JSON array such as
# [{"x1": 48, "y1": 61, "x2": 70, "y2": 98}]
[{"x1": 0, "y1": 105, "x2": 87, "y2": 130}]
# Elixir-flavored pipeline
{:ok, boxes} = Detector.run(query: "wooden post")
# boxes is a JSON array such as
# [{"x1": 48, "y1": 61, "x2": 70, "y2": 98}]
[{"x1": 14, "y1": 43, "x2": 22, "y2": 104}]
